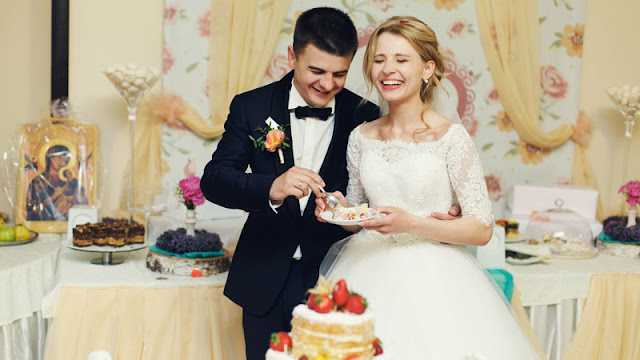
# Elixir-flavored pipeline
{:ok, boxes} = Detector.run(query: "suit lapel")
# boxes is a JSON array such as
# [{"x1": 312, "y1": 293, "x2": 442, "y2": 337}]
[{"x1": 269, "y1": 71, "x2": 300, "y2": 217}]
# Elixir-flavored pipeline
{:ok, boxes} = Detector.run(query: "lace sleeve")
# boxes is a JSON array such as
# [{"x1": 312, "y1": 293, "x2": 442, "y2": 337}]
[
  {"x1": 445, "y1": 125, "x2": 494, "y2": 226},
  {"x1": 345, "y1": 127, "x2": 368, "y2": 205}
]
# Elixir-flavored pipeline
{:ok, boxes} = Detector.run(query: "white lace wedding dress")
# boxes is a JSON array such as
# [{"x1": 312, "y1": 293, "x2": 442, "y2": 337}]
[{"x1": 321, "y1": 123, "x2": 539, "y2": 359}]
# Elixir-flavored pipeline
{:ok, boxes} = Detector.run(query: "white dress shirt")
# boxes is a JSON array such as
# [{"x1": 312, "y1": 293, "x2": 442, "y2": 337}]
[{"x1": 271, "y1": 82, "x2": 335, "y2": 259}]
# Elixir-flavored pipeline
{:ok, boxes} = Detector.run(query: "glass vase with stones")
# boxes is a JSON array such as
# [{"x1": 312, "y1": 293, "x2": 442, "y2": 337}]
[
  {"x1": 606, "y1": 85, "x2": 640, "y2": 214},
  {"x1": 103, "y1": 64, "x2": 160, "y2": 217}
]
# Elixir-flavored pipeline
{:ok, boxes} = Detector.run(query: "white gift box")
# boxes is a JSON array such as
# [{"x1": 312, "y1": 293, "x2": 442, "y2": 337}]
[{"x1": 504, "y1": 184, "x2": 602, "y2": 239}]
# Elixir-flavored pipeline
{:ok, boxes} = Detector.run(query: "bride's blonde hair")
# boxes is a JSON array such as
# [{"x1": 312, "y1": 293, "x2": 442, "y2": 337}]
[{"x1": 362, "y1": 16, "x2": 447, "y2": 133}]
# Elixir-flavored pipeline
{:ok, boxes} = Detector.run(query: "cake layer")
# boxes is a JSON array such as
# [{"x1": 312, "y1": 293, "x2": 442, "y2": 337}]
[
  {"x1": 290, "y1": 304, "x2": 375, "y2": 360},
  {"x1": 266, "y1": 348, "x2": 392, "y2": 360}
]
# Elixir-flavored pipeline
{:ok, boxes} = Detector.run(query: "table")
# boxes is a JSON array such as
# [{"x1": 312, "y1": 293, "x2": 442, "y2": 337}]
[
  {"x1": 0, "y1": 233, "x2": 61, "y2": 360},
  {"x1": 507, "y1": 255, "x2": 640, "y2": 360},
  {"x1": 42, "y1": 216, "x2": 247, "y2": 360}
]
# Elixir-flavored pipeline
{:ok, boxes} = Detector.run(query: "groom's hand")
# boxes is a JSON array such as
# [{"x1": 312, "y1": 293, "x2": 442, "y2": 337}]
[
  {"x1": 314, "y1": 191, "x2": 346, "y2": 222},
  {"x1": 430, "y1": 204, "x2": 461, "y2": 220},
  {"x1": 269, "y1": 166, "x2": 325, "y2": 201}
]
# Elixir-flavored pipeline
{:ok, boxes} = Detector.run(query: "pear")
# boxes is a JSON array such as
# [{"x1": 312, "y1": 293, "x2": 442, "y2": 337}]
[{"x1": 15, "y1": 224, "x2": 30, "y2": 241}]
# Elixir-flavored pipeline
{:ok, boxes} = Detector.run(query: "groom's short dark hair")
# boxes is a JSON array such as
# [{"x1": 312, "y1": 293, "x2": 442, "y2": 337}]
[{"x1": 293, "y1": 7, "x2": 358, "y2": 58}]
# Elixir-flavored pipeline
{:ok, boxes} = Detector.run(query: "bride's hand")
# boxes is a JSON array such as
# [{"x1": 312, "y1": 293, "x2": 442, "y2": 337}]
[
  {"x1": 359, "y1": 206, "x2": 417, "y2": 235},
  {"x1": 314, "y1": 191, "x2": 347, "y2": 222}
]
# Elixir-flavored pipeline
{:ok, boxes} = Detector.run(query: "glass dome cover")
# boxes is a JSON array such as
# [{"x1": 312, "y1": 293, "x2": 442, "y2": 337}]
[{"x1": 526, "y1": 199, "x2": 596, "y2": 257}]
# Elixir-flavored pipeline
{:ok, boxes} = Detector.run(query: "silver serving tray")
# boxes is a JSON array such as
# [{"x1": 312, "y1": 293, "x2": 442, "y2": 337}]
[{"x1": 0, "y1": 230, "x2": 39, "y2": 247}]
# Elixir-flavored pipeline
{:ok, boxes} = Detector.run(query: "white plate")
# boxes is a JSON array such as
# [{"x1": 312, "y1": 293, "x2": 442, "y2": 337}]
[
  {"x1": 506, "y1": 256, "x2": 550, "y2": 265},
  {"x1": 62, "y1": 237, "x2": 149, "y2": 253},
  {"x1": 505, "y1": 235, "x2": 527, "y2": 243},
  {"x1": 320, "y1": 210, "x2": 380, "y2": 226}
]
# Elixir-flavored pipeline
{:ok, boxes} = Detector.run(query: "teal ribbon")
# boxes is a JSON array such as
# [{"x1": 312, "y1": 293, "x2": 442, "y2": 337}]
[
  {"x1": 149, "y1": 244, "x2": 224, "y2": 258},
  {"x1": 598, "y1": 232, "x2": 640, "y2": 245},
  {"x1": 487, "y1": 269, "x2": 514, "y2": 303}
]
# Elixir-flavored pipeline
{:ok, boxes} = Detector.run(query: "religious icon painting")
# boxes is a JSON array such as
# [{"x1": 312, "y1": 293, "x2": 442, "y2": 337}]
[{"x1": 16, "y1": 118, "x2": 99, "y2": 233}]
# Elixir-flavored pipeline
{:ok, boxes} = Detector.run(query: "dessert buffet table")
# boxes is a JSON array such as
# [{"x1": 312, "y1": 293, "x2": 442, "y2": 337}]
[
  {"x1": 42, "y1": 216, "x2": 247, "y2": 360},
  {"x1": 0, "y1": 233, "x2": 61, "y2": 360},
  {"x1": 507, "y1": 255, "x2": 640, "y2": 360}
]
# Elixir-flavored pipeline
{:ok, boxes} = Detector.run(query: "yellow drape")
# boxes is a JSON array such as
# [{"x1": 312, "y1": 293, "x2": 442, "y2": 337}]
[
  {"x1": 116, "y1": 1, "x2": 289, "y2": 214},
  {"x1": 563, "y1": 273, "x2": 640, "y2": 360},
  {"x1": 475, "y1": 0, "x2": 602, "y2": 217},
  {"x1": 475, "y1": 0, "x2": 572, "y2": 147},
  {"x1": 511, "y1": 286, "x2": 547, "y2": 360},
  {"x1": 44, "y1": 286, "x2": 245, "y2": 360},
  {"x1": 208, "y1": 0, "x2": 290, "y2": 136}
]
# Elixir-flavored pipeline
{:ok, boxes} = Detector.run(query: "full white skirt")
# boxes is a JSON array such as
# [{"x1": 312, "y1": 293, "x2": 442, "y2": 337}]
[{"x1": 321, "y1": 231, "x2": 539, "y2": 360}]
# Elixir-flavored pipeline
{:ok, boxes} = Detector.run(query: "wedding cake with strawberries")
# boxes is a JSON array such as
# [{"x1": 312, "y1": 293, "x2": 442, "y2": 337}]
[{"x1": 265, "y1": 277, "x2": 389, "y2": 360}]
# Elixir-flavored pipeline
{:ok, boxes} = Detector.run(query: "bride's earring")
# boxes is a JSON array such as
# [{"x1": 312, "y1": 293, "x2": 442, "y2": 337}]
[{"x1": 423, "y1": 78, "x2": 430, "y2": 87}]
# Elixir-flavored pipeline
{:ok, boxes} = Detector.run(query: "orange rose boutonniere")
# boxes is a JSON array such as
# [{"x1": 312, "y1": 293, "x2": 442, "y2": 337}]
[{"x1": 249, "y1": 118, "x2": 290, "y2": 164}]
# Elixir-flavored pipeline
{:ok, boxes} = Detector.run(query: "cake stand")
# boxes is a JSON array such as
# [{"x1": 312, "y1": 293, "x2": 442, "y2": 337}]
[{"x1": 62, "y1": 237, "x2": 149, "y2": 265}]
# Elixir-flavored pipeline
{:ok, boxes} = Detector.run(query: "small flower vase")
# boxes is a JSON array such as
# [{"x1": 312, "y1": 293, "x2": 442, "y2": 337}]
[
  {"x1": 627, "y1": 206, "x2": 637, "y2": 228},
  {"x1": 185, "y1": 209, "x2": 196, "y2": 236}
]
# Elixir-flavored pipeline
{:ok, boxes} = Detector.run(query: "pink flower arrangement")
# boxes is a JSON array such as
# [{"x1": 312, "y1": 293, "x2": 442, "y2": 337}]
[
  {"x1": 619, "y1": 180, "x2": 640, "y2": 207},
  {"x1": 178, "y1": 176, "x2": 205, "y2": 210}
]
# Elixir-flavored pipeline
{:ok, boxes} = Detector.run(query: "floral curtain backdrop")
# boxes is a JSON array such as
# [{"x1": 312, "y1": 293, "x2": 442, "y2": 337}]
[{"x1": 161, "y1": 0, "x2": 585, "y2": 220}]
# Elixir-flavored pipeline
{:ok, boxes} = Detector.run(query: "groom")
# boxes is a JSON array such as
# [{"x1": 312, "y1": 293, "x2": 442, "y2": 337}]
[{"x1": 200, "y1": 7, "x2": 379, "y2": 359}]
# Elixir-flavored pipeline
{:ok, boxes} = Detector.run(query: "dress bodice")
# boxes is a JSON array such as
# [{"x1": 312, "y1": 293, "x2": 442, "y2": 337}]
[{"x1": 345, "y1": 123, "x2": 493, "y2": 226}]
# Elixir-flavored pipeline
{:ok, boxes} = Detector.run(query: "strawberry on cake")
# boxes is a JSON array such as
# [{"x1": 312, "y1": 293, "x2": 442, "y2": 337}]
[{"x1": 265, "y1": 277, "x2": 389, "y2": 360}]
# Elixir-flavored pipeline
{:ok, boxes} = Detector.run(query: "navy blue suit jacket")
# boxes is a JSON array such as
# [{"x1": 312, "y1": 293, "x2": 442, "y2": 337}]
[{"x1": 201, "y1": 71, "x2": 380, "y2": 316}]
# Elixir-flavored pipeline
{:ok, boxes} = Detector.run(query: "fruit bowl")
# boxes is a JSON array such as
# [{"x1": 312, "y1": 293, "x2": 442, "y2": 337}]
[{"x1": 0, "y1": 230, "x2": 39, "y2": 247}]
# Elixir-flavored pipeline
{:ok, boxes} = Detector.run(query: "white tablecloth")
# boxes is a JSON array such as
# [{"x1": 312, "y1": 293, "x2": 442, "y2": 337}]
[
  {"x1": 42, "y1": 215, "x2": 248, "y2": 318},
  {"x1": 507, "y1": 255, "x2": 640, "y2": 360},
  {"x1": 0, "y1": 234, "x2": 61, "y2": 326},
  {"x1": 0, "y1": 233, "x2": 61, "y2": 360},
  {"x1": 41, "y1": 216, "x2": 249, "y2": 360}
]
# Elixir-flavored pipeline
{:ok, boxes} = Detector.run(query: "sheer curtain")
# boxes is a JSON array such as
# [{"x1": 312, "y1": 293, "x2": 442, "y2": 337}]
[
  {"x1": 475, "y1": 0, "x2": 601, "y2": 217},
  {"x1": 123, "y1": 0, "x2": 289, "y2": 213},
  {"x1": 209, "y1": 0, "x2": 290, "y2": 136}
]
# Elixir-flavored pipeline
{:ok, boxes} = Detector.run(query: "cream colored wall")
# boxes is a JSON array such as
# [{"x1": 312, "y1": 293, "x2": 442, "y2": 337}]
[
  {"x1": 1, "y1": 0, "x2": 637, "y2": 220},
  {"x1": 0, "y1": 0, "x2": 51, "y2": 216},
  {"x1": 580, "y1": 0, "x2": 640, "y2": 219},
  {"x1": 68, "y1": 0, "x2": 163, "y2": 216}
]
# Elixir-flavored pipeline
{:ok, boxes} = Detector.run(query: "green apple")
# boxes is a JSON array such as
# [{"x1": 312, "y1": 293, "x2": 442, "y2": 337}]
[{"x1": 0, "y1": 226, "x2": 15, "y2": 242}]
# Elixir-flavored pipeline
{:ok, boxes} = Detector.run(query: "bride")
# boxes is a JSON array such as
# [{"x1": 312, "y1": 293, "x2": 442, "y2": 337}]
[{"x1": 315, "y1": 16, "x2": 539, "y2": 359}]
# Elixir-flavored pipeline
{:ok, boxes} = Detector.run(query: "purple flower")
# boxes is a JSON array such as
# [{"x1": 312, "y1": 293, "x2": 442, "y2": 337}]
[
  {"x1": 156, "y1": 228, "x2": 222, "y2": 255},
  {"x1": 603, "y1": 216, "x2": 640, "y2": 243}
]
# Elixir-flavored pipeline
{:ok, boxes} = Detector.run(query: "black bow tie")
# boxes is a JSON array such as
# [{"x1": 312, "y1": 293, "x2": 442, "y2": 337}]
[{"x1": 294, "y1": 106, "x2": 332, "y2": 120}]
